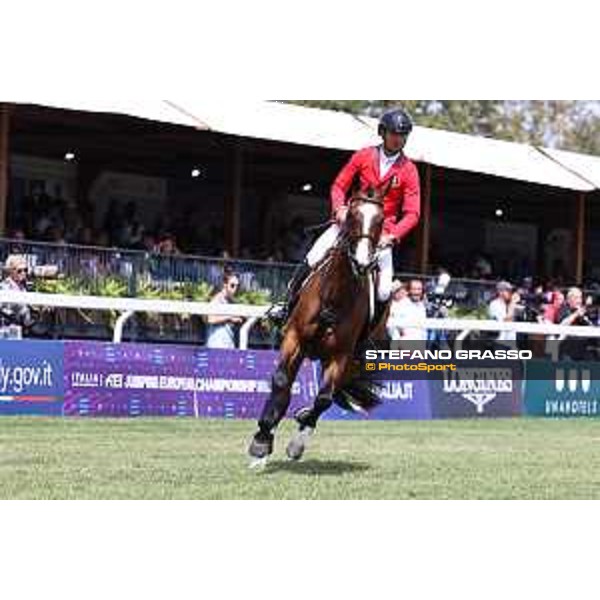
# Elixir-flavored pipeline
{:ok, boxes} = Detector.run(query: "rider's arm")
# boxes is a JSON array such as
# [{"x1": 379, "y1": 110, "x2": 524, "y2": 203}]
[
  {"x1": 330, "y1": 151, "x2": 363, "y2": 216},
  {"x1": 385, "y1": 162, "x2": 421, "y2": 241}
]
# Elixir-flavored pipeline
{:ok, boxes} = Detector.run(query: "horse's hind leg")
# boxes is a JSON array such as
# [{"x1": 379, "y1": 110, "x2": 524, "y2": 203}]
[
  {"x1": 249, "y1": 331, "x2": 303, "y2": 463},
  {"x1": 286, "y1": 357, "x2": 348, "y2": 461}
]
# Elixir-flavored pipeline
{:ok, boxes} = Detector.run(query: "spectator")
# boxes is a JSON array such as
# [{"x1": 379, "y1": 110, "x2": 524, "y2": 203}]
[
  {"x1": 119, "y1": 201, "x2": 144, "y2": 248},
  {"x1": 103, "y1": 200, "x2": 122, "y2": 245},
  {"x1": 390, "y1": 279, "x2": 407, "y2": 303},
  {"x1": 558, "y1": 287, "x2": 590, "y2": 327},
  {"x1": 155, "y1": 233, "x2": 181, "y2": 256},
  {"x1": 136, "y1": 232, "x2": 157, "y2": 253},
  {"x1": 34, "y1": 206, "x2": 53, "y2": 239},
  {"x1": 387, "y1": 279, "x2": 427, "y2": 341},
  {"x1": 472, "y1": 254, "x2": 493, "y2": 279},
  {"x1": 488, "y1": 281, "x2": 519, "y2": 342},
  {"x1": 0, "y1": 255, "x2": 34, "y2": 329},
  {"x1": 558, "y1": 287, "x2": 593, "y2": 360},
  {"x1": 8, "y1": 228, "x2": 27, "y2": 254},
  {"x1": 63, "y1": 204, "x2": 84, "y2": 243},
  {"x1": 541, "y1": 284, "x2": 565, "y2": 324},
  {"x1": 206, "y1": 273, "x2": 244, "y2": 349},
  {"x1": 46, "y1": 226, "x2": 67, "y2": 245}
]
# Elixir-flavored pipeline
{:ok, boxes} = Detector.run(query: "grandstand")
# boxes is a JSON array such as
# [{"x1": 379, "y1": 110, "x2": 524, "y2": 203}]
[{"x1": 1, "y1": 100, "x2": 600, "y2": 282}]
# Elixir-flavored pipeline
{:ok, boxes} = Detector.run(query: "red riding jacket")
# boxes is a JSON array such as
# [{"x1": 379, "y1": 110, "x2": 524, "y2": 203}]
[{"x1": 331, "y1": 146, "x2": 421, "y2": 242}]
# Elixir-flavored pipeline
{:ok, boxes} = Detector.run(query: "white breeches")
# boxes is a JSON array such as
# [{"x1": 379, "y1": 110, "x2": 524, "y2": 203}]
[{"x1": 305, "y1": 224, "x2": 394, "y2": 302}]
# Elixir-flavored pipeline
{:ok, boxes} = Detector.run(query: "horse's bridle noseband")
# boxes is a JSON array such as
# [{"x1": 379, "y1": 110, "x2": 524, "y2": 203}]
[{"x1": 342, "y1": 196, "x2": 385, "y2": 275}]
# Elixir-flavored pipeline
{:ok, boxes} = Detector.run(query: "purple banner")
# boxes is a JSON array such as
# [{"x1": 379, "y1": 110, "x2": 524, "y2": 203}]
[
  {"x1": 324, "y1": 380, "x2": 432, "y2": 420},
  {"x1": 63, "y1": 342, "x2": 318, "y2": 418}
]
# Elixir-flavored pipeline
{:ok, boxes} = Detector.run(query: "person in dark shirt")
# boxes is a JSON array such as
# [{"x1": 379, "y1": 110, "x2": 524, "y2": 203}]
[{"x1": 558, "y1": 287, "x2": 594, "y2": 360}]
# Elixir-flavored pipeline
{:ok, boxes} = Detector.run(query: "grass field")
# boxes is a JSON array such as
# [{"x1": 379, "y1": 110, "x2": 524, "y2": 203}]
[{"x1": 1, "y1": 417, "x2": 600, "y2": 499}]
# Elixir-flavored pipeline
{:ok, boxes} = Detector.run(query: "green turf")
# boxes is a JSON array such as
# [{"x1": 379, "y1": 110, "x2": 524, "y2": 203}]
[{"x1": 1, "y1": 417, "x2": 600, "y2": 499}]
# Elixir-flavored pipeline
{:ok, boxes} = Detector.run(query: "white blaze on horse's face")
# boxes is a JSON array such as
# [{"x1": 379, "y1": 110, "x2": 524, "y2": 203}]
[{"x1": 354, "y1": 202, "x2": 379, "y2": 268}]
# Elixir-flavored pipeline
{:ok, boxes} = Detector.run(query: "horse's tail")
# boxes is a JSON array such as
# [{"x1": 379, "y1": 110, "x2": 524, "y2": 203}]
[
  {"x1": 334, "y1": 379, "x2": 383, "y2": 414},
  {"x1": 334, "y1": 359, "x2": 383, "y2": 414}
]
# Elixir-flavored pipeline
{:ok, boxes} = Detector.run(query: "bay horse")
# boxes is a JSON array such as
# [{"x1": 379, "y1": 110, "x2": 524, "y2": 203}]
[{"x1": 248, "y1": 183, "x2": 392, "y2": 465}]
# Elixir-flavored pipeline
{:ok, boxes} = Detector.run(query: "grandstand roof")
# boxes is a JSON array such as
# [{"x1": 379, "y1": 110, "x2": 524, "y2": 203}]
[
  {"x1": 3, "y1": 97, "x2": 599, "y2": 192},
  {"x1": 538, "y1": 146, "x2": 600, "y2": 189}
]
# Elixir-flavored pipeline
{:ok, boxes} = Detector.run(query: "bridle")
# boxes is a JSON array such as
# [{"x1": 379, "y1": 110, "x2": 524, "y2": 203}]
[{"x1": 339, "y1": 195, "x2": 384, "y2": 277}]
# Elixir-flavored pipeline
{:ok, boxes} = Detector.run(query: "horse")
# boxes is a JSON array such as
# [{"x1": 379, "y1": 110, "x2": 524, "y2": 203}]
[{"x1": 248, "y1": 182, "x2": 392, "y2": 465}]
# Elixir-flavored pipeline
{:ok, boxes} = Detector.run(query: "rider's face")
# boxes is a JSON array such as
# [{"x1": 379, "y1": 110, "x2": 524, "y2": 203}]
[{"x1": 383, "y1": 132, "x2": 406, "y2": 154}]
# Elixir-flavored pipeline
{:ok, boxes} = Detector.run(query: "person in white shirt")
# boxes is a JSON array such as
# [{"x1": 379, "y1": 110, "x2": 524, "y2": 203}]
[
  {"x1": 488, "y1": 281, "x2": 519, "y2": 342},
  {"x1": 387, "y1": 279, "x2": 427, "y2": 341},
  {"x1": 205, "y1": 273, "x2": 244, "y2": 349},
  {"x1": 0, "y1": 255, "x2": 34, "y2": 328}
]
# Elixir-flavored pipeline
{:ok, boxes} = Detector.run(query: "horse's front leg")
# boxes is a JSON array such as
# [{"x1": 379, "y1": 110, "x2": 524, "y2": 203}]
[
  {"x1": 248, "y1": 329, "x2": 303, "y2": 464},
  {"x1": 286, "y1": 355, "x2": 349, "y2": 461}
]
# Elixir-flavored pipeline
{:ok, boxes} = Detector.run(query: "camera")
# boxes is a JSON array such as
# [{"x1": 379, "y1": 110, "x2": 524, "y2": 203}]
[
  {"x1": 579, "y1": 296, "x2": 599, "y2": 326},
  {"x1": 513, "y1": 292, "x2": 543, "y2": 322},
  {"x1": 426, "y1": 271, "x2": 455, "y2": 318},
  {"x1": 512, "y1": 281, "x2": 550, "y2": 323}
]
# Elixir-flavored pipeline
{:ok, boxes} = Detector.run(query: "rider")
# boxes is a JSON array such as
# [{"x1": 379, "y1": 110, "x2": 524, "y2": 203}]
[{"x1": 272, "y1": 107, "x2": 422, "y2": 325}]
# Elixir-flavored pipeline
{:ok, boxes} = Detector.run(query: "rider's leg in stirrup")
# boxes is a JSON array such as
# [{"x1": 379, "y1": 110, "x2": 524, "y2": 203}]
[
  {"x1": 373, "y1": 247, "x2": 394, "y2": 325},
  {"x1": 270, "y1": 225, "x2": 339, "y2": 326}
]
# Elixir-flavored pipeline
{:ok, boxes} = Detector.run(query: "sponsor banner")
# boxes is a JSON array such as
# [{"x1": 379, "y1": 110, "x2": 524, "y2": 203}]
[
  {"x1": 0, "y1": 340, "x2": 64, "y2": 415},
  {"x1": 324, "y1": 380, "x2": 432, "y2": 420},
  {"x1": 63, "y1": 342, "x2": 318, "y2": 418},
  {"x1": 430, "y1": 366, "x2": 522, "y2": 418},
  {"x1": 524, "y1": 360, "x2": 600, "y2": 417}
]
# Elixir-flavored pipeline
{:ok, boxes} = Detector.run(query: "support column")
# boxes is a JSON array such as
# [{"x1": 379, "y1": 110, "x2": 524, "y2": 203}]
[
  {"x1": 417, "y1": 163, "x2": 432, "y2": 274},
  {"x1": 575, "y1": 192, "x2": 586, "y2": 284},
  {"x1": 0, "y1": 104, "x2": 10, "y2": 237},
  {"x1": 225, "y1": 141, "x2": 243, "y2": 256}
]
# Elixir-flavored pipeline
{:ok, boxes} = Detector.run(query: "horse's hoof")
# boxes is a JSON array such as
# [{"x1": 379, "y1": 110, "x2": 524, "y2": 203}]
[
  {"x1": 286, "y1": 427, "x2": 314, "y2": 462},
  {"x1": 248, "y1": 432, "x2": 274, "y2": 460}
]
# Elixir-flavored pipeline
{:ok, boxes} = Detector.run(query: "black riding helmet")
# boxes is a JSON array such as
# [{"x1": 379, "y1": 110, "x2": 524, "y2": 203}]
[{"x1": 378, "y1": 108, "x2": 413, "y2": 137}]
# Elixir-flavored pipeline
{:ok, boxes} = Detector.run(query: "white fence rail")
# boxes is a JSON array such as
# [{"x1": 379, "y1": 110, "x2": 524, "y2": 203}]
[
  {"x1": 2, "y1": 290, "x2": 600, "y2": 349},
  {"x1": 0, "y1": 291, "x2": 270, "y2": 348}
]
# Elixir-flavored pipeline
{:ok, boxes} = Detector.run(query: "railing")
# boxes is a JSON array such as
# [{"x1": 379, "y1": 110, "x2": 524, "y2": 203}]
[
  {"x1": 0, "y1": 238, "x2": 295, "y2": 346},
  {"x1": 3, "y1": 236, "x2": 595, "y2": 345},
  {"x1": 0, "y1": 290, "x2": 270, "y2": 349},
  {"x1": 3, "y1": 290, "x2": 600, "y2": 354},
  {"x1": 0, "y1": 238, "x2": 297, "y2": 300}
]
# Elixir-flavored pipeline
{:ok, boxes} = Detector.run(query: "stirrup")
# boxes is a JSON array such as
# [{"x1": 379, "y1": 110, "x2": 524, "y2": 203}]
[{"x1": 268, "y1": 301, "x2": 291, "y2": 327}]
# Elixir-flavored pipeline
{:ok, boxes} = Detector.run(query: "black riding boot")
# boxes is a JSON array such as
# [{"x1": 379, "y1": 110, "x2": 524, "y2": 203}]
[
  {"x1": 270, "y1": 262, "x2": 311, "y2": 327},
  {"x1": 372, "y1": 300, "x2": 388, "y2": 326}
]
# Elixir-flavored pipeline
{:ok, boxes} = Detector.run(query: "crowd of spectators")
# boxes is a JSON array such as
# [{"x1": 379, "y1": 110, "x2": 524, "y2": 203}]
[
  {"x1": 485, "y1": 278, "x2": 600, "y2": 327},
  {"x1": 8, "y1": 191, "x2": 310, "y2": 264},
  {"x1": 6, "y1": 191, "x2": 600, "y2": 351}
]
